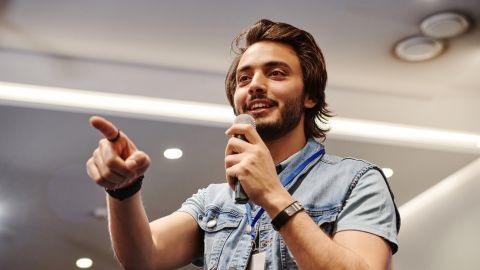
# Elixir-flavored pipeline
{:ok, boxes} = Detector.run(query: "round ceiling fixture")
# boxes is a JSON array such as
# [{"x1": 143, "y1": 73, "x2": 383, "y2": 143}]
[
  {"x1": 382, "y1": 168, "x2": 394, "y2": 178},
  {"x1": 76, "y1": 258, "x2": 93, "y2": 269},
  {"x1": 420, "y1": 12, "x2": 470, "y2": 39},
  {"x1": 164, "y1": 147, "x2": 183, "y2": 159},
  {"x1": 394, "y1": 36, "x2": 444, "y2": 62},
  {"x1": 92, "y1": 207, "x2": 107, "y2": 219}
]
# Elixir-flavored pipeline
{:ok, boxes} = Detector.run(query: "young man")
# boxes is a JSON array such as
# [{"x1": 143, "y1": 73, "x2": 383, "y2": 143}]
[{"x1": 86, "y1": 19, "x2": 400, "y2": 270}]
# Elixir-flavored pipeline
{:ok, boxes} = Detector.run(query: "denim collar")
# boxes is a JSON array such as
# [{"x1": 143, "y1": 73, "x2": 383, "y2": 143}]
[{"x1": 276, "y1": 138, "x2": 324, "y2": 187}]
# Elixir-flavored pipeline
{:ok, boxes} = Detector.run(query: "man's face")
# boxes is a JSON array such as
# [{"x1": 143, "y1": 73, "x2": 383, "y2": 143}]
[{"x1": 233, "y1": 41, "x2": 314, "y2": 141}]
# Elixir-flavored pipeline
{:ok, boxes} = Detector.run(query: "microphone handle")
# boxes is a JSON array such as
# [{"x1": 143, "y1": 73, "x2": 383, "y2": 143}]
[
  {"x1": 235, "y1": 178, "x2": 248, "y2": 204},
  {"x1": 234, "y1": 134, "x2": 249, "y2": 204}
]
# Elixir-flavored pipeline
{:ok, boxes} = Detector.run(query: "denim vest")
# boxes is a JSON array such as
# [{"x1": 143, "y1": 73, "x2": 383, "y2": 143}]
[{"x1": 179, "y1": 139, "x2": 400, "y2": 270}]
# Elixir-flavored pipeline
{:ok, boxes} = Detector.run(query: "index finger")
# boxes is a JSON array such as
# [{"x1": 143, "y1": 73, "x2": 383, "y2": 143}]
[
  {"x1": 225, "y1": 123, "x2": 262, "y2": 144},
  {"x1": 90, "y1": 116, "x2": 119, "y2": 141}
]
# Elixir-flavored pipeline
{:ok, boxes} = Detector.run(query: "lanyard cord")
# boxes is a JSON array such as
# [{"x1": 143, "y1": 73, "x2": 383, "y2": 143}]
[{"x1": 245, "y1": 148, "x2": 325, "y2": 237}]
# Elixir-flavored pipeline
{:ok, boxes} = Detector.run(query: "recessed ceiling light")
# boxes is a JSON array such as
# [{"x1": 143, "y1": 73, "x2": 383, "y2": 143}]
[
  {"x1": 75, "y1": 258, "x2": 93, "y2": 269},
  {"x1": 394, "y1": 36, "x2": 444, "y2": 62},
  {"x1": 1, "y1": 81, "x2": 479, "y2": 153},
  {"x1": 328, "y1": 118, "x2": 480, "y2": 154},
  {"x1": 164, "y1": 148, "x2": 183, "y2": 159},
  {"x1": 0, "y1": 81, "x2": 234, "y2": 126},
  {"x1": 382, "y1": 168, "x2": 394, "y2": 178},
  {"x1": 92, "y1": 207, "x2": 107, "y2": 219},
  {"x1": 420, "y1": 11, "x2": 470, "y2": 39}
]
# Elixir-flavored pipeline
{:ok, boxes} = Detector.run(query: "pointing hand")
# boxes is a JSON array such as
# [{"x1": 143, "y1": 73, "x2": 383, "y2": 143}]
[{"x1": 86, "y1": 116, "x2": 151, "y2": 190}]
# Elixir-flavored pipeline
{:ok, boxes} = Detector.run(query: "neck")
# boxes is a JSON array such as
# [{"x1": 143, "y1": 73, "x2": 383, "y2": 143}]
[{"x1": 265, "y1": 120, "x2": 308, "y2": 164}]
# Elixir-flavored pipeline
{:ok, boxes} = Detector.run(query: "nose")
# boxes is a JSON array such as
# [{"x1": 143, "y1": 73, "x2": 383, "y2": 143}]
[{"x1": 248, "y1": 72, "x2": 267, "y2": 95}]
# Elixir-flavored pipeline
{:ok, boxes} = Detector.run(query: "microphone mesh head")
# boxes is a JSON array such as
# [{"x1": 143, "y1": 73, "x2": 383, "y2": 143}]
[{"x1": 234, "y1": 114, "x2": 256, "y2": 129}]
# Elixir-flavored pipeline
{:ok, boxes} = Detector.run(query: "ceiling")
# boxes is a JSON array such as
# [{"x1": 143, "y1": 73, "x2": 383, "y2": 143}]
[{"x1": 0, "y1": 0, "x2": 479, "y2": 269}]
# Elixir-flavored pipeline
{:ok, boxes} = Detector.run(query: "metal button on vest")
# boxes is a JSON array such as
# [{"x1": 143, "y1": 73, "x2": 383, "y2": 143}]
[{"x1": 206, "y1": 219, "x2": 217, "y2": 228}]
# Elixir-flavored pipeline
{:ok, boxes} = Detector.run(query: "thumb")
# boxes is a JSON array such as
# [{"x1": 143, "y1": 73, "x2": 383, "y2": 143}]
[{"x1": 89, "y1": 115, "x2": 120, "y2": 141}]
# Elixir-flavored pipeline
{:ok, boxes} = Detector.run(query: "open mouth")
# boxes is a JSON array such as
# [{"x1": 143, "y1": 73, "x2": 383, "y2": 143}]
[{"x1": 246, "y1": 99, "x2": 276, "y2": 114}]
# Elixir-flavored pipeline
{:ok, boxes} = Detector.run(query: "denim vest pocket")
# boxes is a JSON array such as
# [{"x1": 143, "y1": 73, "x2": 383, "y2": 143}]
[
  {"x1": 280, "y1": 205, "x2": 342, "y2": 270},
  {"x1": 198, "y1": 208, "x2": 243, "y2": 270}
]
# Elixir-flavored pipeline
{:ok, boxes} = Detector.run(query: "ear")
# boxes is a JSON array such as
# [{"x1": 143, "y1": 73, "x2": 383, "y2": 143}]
[{"x1": 304, "y1": 94, "x2": 317, "y2": 109}]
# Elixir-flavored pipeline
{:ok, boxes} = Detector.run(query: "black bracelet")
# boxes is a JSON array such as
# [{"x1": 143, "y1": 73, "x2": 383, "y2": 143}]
[
  {"x1": 105, "y1": 176, "x2": 144, "y2": 201},
  {"x1": 271, "y1": 201, "x2": 304, "y2": 231}
]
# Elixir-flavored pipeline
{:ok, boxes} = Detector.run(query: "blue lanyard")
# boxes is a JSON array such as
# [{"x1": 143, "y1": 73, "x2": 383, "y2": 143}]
[{"x1": 245, "y1": 148, "x2": 325, "y2": 237}]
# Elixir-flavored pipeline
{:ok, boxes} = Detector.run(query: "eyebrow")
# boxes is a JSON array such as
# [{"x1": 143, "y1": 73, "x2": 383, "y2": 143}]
[{"x1": 236, "y1": 60, "x2": 291, "y2": 74}]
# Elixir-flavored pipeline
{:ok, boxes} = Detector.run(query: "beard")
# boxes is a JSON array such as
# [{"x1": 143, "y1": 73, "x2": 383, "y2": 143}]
[{"x1": 253, "y1": 94, "x2": 305, "y2": 142}]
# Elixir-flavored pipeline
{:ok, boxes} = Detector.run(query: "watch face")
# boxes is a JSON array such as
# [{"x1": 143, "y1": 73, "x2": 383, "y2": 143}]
[
  {"x1": 285, "y1": 202, "x2": 303, "y2": 215},
  {"x1": 271, "y1": 201, "x2": 304, "y2": 231}
]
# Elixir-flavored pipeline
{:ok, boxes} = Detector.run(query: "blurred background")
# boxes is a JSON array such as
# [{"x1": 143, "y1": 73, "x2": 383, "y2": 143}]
[{"x1": 0, "y1": 0, "x2": 479, "y2": 269}]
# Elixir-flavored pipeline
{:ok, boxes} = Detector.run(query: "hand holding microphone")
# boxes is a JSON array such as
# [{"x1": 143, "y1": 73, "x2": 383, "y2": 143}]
[
  {"x1": 232, "y1": 114, "x2": 256, "y2": 204},
  {"x1": 225, "y1": 114, "x2": 285, "y2": 206}
]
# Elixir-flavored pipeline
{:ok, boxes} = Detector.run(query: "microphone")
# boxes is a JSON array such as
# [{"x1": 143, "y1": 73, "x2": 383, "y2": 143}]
[{"x1": 233, "y1": 114, "x2": 256, "y2": 204}]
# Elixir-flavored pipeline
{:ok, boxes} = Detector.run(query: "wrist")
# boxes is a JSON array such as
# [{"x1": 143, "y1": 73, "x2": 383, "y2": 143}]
[
  {"x1": 261, "y1": 189, "x2": 294, "y2": 218},
  {"x1": 105, "y1": 176, "x2": 144, "y2": 201},
  {"x1": 271, "y1": 200, "x2": 304, "y2": 231}
]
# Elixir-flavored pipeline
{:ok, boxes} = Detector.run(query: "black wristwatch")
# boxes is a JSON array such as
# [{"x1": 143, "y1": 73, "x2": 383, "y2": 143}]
[
  {"x1": 271, "y1": 201, "x2": 304, "y2": 231},
  {"x1": 105, "y1": 176, "x2": 144, "y2": 201}
]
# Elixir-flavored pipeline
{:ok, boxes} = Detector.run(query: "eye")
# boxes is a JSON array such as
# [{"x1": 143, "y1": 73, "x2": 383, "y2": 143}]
[
  {"x1": 269, "y1": 69, "x2": 286, "y2": 78},
  {"x1": 237, "y1": 74, "x2": 250, "y2": 85}
]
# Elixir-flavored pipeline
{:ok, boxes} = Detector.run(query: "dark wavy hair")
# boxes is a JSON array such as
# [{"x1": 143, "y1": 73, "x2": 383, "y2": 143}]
[{"x1": 225, "y1": 19, "x2": 332, "y2": 140}]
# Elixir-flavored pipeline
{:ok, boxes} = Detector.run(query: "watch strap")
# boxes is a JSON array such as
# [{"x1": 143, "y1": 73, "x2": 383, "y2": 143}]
[
  {"x1": 271, "y1": 201, "x2": 304, "y2": 231},
  {"x1": 105, "y1": 175, "x2": 144, "y2": 201}
]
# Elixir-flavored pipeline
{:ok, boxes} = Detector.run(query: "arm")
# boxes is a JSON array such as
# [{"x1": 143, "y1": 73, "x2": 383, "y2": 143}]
[
  {"x1": 265, "y1": 199, "x2": 392, "y2": 270},
  {"x1": 224, "y1": 124, "x2": 393, "y2": 270},
  {"x1": 86, "y1": 116, "x2": 202, "y2": 269},
  {"x1": 106, "y1": 194, "x2": 202, "y2": 270}
]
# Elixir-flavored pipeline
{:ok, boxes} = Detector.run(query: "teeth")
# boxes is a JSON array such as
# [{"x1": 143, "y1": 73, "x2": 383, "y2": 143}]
[{"x1": 251, "y1": 103, "x2": 268, "y2": 110}]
